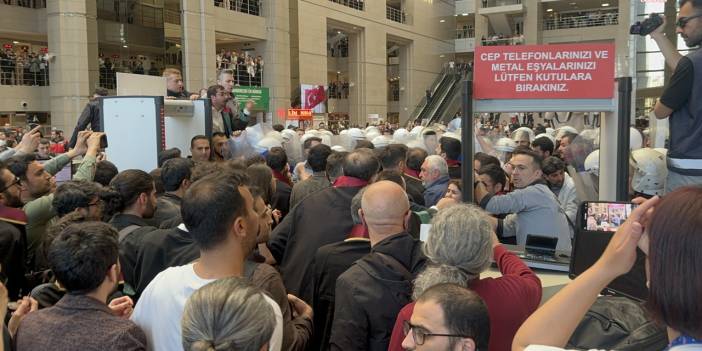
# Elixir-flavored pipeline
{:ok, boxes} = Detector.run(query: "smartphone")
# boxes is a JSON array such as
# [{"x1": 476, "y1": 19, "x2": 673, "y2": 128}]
[
  {"x1": 581, "y1": 201, "x2": 638, "y2": 233},
  {"x1": 100, "y1": 134, "x2": 108, "y2": 149}
]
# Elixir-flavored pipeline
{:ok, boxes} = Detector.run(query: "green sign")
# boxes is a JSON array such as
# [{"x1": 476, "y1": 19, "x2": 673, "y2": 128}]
[{"x1": 232, "y1": 86, "x2": 269, "y2": 111}]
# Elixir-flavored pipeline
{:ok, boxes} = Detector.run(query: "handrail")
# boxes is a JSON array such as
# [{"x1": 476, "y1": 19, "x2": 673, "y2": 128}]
[
  {"x1": 386, "y1": 5, "x2": 407, "y2": 24},
  {"x1": 409, "y1": 66, "x2": 449, "y2": 122},
  {"x1": 328, "y1": 0, "x2": 364, "y2": 11},
  {"x1": 214, "y1": 0, "x2": 262, "y2": 16},
  {"x1": 455, "y1": 28, "x2": 476, "y2": 39},
  {"x1": 544, "y1": 12, "x2": 619, "y2": 30}
]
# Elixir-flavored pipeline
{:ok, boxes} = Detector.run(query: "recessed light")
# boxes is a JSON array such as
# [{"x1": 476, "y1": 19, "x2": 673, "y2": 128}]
[
  {"x1": 440, "y1": 19, "x2": 445, "y2": 23},
  {"x1": 439, "y1": 54, "x2": 445, "y2": 58},
  {"x1": 601, "y1": 3, "x2": 610, "y2": 6},
  {"x1": 337, "y1": 71, "x2": 341, "y2": 74},
  {"x1": 461, "y1": 13, "x2": 469, "y2": 16},
  {"x1": 12, "y1": 41, "x2": 19, "y2": 44},
  {"x1": 546, "y1": 8, "x2": 553, "y2": 12},
  {"x1": 122, "y1": 45, "x2": 128, "y2": 48},
  {"x1": 337, "y1": 31, "x2": 342, "y2": 34}
]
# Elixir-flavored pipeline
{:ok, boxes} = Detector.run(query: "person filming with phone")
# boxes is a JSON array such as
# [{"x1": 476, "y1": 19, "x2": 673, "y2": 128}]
[{"x1": 647, "y1": 0, "x2": 702, "y2": 192}]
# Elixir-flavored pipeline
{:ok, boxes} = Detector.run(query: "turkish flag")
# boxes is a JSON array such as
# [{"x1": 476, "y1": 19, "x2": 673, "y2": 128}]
[{"x1": 304, "y1": 85, "x2": 326, "y2": 109}]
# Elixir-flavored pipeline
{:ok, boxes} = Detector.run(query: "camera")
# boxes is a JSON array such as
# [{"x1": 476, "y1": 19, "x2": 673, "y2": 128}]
[
  {"x1": 630, "y1": 13, "x2": 663, "y2": 36},
  {"x1": 20, "y1": 101, "x2": 28, "y2": 109}
]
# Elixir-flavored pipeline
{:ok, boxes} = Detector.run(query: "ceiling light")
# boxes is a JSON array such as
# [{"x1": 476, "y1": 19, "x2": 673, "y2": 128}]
[
  {"x1": 461, "y1": 13, "x2": 469, "y2": 16},
  {"x1": 440, "y1": 19, "x2": 445, "y2": 23},
  {"x1": 601, "y1": 3, "x2": 609, "y2": 6},
  {"x1": 439, "y1": 54, "x2": 445, "y2": 58},
  {"x1": 337, "y1": 71, "x2": 341, "y2": 74},
  {"x1": 12, "y1": 41, "x2": 19, "y2": 44},
  {"x1": 122, "y1": 45, "x2": 128, "y2": 48},
  {"x1": 546, "y1": 8, "x2": 553, "y2": 12},
  {"x1": 337, "y1": 31, "x2": 342, "y2": 34}
]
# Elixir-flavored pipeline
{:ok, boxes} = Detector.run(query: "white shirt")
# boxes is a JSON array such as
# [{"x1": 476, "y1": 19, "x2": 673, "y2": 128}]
[
  {"x1": 131, "y1": 263, "x2": 283, "y2": 351},
  {"x1": 212, "y1": 108, "x2": 225, "y2": 134}
]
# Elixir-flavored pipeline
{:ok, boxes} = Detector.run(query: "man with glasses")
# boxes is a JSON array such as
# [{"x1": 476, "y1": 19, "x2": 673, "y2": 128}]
[
  {"x1": 651, "y1": 0, "x2": 702, "y2": 192},
  {"x1": 401, "y1": 283, "x2": 490, "y2": 351},
  {"x1": 0, "y1": 160, "x2": 29, "y2": 301}
]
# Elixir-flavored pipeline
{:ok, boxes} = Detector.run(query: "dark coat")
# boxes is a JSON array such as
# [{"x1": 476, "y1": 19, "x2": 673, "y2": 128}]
[
  {"x1": 0, "y1": 207, "x2": 28, "y2": 300},
  {"x1": 329, "y1": 233, "x2": 426, "y2": 351},
  {"x1": 144, "y1": 193, "x2": 182, "y2": 228},
  {"x1": 309, "y1": 239, "x2": 371, "y2": 351},
  {"x1": 14, "y1": 294, "x2": 147, "y2": 351},
  {"x1": 69, "y1": 100, "x2": 101, "y2": 148},
  {"x1": 273, "y1": 179, "x2": 292, "y2": 217},
  {"x1": 403, "y1": 174, "x2": 425, "y2": 206},
  {"x1": 268, "y1": 185, "x2": 362, "y2": 300},
  {"x1": 109, "y1": 214, "x2": 158, "y2": 297}
]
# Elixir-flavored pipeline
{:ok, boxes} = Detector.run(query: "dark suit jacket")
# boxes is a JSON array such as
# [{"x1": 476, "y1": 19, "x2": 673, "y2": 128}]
[
  {"x1": 15, "y1": 294, "x2": 147, "y2": 351},
  {"x1": 69, "y1": 100, "x2": 101, "y2": 148}
]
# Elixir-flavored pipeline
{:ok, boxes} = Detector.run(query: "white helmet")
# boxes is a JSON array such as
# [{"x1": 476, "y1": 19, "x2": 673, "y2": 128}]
[
  {"x1": 300, "y1": 133, "x2": 320, "y2": 145},
  {"x1": 280, "y1": 129, "x2": 297, "y2": 142},
  {"x1": 630, "y1": 148, "x2": 667, "y2": 196},
  {"x1": 441, "y1": 131, "x2": 461, "y2": 142},
  {"x1": 265, "y1": 131, "x2": 284, "y2": 143},
  {"x1": 534, "y1": 133, "x2": 556, "y2": 145},
  {"x1": 546, "y1": 127, "x2": 555, "y2": 136},
  {"x1": 393, "y1": 128, "x2": 410, "y2": 144},
  {"x1": 584, "y1": 150, "x2": 600, "y2": 176},
  {"x1": 319, "y1": 130, "x2": 333, "y2": 146},
  {"x1": 494, "y1": 138, "x2": 517, "y2": 152},
  {"x1": 365, "y1": 130, "x2": 381, "y2": 142},
  {"x1": 555, "y1": 126, "x2": 579, "y2": 141},
  {"x1": 372, "y1": 135, "x2": 390, "y2": 148},
  {"x1": 347, "y1": 128, "x2": 365, "y2": 141},
  {"x1": 511, "y1": 127, "x2": 534, "y2": 142},
  {"x1": 365, "y1": 125, "x2": 379, "y2": 133},
  {"x1": 339, "y1": 129, "x2": 349, "y2": 135},
  {"x1": 410, "y1": 126, "x2": 424, "y2": 137},
  {"x1": 331, "y1": 145, "x2": 347, "y2": 152},
  {"x1": 406, "y1": 139, "x2": 427, "y2": 151},
  {"x1": 256, "y1": 136, "x2": 282, "y2": 152}
]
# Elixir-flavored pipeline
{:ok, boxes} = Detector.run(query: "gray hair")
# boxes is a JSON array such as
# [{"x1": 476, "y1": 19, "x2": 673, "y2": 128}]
[
  {"x1": 350, "y1": 187, "x2": 366, "y2": 225},
  {"x1": 425, "y1": 155, "x2": 449, "y2": 177},
  {"x1": 413, "y1": 204, "x2": 493, "y2": 300},
  {"x1": 182, "y1": 277, "x2": 275, "y2": 351}
]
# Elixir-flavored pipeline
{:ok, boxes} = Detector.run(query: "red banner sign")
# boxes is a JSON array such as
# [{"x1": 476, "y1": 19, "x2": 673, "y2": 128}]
[
  {"x1": 2, "y1": 44, "x2": 12, "y2": 49},
  {"x1": 287, "y1": 109, "x2": 313, "y2": 121},
  {"x1": 474, "y1": 43, "x2": 615, "y2": 99}
]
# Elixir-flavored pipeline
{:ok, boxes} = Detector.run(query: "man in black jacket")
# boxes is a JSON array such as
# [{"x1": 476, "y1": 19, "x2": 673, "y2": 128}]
[
  {"x1": 68, "y1": 88, "x2": 108, "y2": 148},
  {"x1": 378, "y1": 144, "x2": 424, "y2": 206},
  {"x1": 438, "y1": 135, "x2": 462, "y2": 180},
  {"x1": 329, "y1": 180, "x2": 426, "y2": 351},
  {"x1": 146, "y1": 157, "x2": 192, "y2": 228},
  {"x1": 268, "y1": 149, "x2": 379, "y2": 301}
]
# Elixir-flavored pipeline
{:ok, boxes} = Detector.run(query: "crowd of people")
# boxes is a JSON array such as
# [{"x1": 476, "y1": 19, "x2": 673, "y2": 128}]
[
  {"x1": 2, "y1": 1, "x2": 702, "y2": 347},
  {"x1": 98, "y1": 57, "x2": 162, "y2": 90},
  {"x1": 544, "y1": 10, "x2": 619, "y2": 30},
  {"x1": 327, "y1": 80, "x2": 349, "y2": 99},
  {"x1": 1, "y1": 0, "x2": 45, "y2": 8},
  {"x1": 0, "y1": 48, "x2": 50, "y2": 86},
  {"x1": 216, "y1": 50, "x2": 264, "y2": 87},
  {"x1": 0, "y1": 89, "x2": 698, "y2": 351}
]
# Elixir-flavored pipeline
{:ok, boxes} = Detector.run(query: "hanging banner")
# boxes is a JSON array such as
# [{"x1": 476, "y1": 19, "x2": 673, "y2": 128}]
[
  {"x1": 232, "y1": 86, "x2": 269, "y2": 111},
  {"x1": 474, "y1": 43, "x2": 615, "y2": 99},
  {"x1": 287, "y1": 109, "x2": 313, "y2": 120}
]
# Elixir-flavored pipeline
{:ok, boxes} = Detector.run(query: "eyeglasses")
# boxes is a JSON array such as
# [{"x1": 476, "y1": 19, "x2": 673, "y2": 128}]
[
  {"x1": 676, "y1": 13, "x2": 702, "y2": 28},
  {"x1": 403, "y1": 320, "x2": 471, "y2": 346},
  {"x1": 0, "y1": 176, "x2": 21, "y2": 193}
]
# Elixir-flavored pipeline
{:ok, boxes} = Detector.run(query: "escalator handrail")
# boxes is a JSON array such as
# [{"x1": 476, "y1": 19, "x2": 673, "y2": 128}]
[
  {"x1": 410, "y1": 66, "x2": 450, "y2": 123},
  {"x1": 420, "y1": 73, "x2": 461, "y2": 123}
]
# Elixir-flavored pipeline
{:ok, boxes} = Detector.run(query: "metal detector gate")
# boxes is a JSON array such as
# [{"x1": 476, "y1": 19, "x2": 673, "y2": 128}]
[{"x1": 461, "y1": 77, "x2": 632, "y2": 203}]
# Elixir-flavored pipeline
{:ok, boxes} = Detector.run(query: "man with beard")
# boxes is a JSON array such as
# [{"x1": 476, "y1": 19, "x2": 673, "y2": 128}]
[
  {"x1": 651, "y1": 0, "x2": 702, "y2": 192},
  {"x1": 105, "y1": 169, "x2": 158, "y2": 293},
  {"x1": 14, "y1": 222, "x2": 147, "y2": 350},
  {"x1": 542, "y1": 157, "x2": 578, "y2": 227},
  {"x1": 7, "y1": 131, "x2": 103, "y2": 270},
  {"x1": 0, "y1": 160, "x2": 30, "y2": 300}
]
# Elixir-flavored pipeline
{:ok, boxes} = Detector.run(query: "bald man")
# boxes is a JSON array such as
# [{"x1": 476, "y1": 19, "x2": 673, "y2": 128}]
[{"x1": 329, "y1": 181, "x2": 427, "y2": 351}]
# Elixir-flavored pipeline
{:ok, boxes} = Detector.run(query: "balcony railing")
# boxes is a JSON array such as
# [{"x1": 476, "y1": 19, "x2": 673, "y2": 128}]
[
  {"x1": 217, "y1": 62, "x2": 264, "y2": 87},
  {"x1": 455, "y1": 28, "x2": 475, "y2": 39},
  {"x1": 481, "y1": 0, "x2": 521, "y2": 8},
  {"x1": 329, "y1": 81, "x2": 349, "y2": 99},
  {"x1": 96, "y1": 0, "x2": 164, "y2": 29},
  {"x1": 0, "y1": 0, "x2": 45, "y2": 8},
  {"x1": 544, "y1": 12, "x2": 619, "y2": 30},
  {"x1": 214, "y1": 0, "x2": 262, "y2": 16},
  {"x1": 480, "y1": 36, "x2": 524, "y2": 46},
  {"x1": 164, "y1": 9, "x2": 181, "y2": 25},
  {"x1": 386, "y1": 6, "x2": 407, "y2": 24},
  {"x1": 0, "y1": 62, "x2": 50, "y2": 86},
  {"x1": 328, "y1": 0, "x2": 364, "y2": 11}
]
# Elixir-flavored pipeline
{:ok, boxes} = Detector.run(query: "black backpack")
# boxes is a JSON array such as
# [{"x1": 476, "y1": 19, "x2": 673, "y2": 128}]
[{"x1": 566, "y1": 296, "x2": 668, "y2": 351}]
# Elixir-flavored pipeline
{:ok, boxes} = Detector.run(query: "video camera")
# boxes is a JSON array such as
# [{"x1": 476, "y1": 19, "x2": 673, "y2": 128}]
[{"x1": 630, "y1": 13, "x2": 663, "y2": 36}]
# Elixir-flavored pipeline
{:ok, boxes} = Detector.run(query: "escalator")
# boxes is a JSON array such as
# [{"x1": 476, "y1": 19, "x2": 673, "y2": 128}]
[{"x1": 409, "y1": 66, "x2": 451, "y2": 124}]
